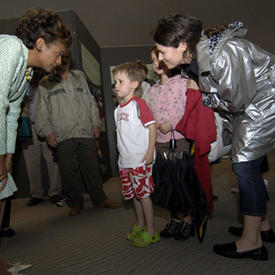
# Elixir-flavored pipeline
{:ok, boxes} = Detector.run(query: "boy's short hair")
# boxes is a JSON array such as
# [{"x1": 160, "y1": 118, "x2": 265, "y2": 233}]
[{"x1": 113, "y1": 61, "x2": 146, "y2": 89}]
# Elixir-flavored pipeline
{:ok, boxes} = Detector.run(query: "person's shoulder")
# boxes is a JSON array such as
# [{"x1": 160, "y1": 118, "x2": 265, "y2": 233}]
[
  {"x1": 132, "y1": 96, "x2": 147, "y2": 105},
  {"x1": 132, "y1": 96, "x2": 151, "y2": 113},
  {"x1": 38, "y1": 73, "x2": 60, "y2": 90},
  {"x1": 167, "y1": 74, "x2": 185, "y2": 84},
  {"x1": 0, "y1": 35, "x2": 24, "y2": 54},
  {"x1": 151, "y1": 82, "x2": 161, "y2": 90},
  {"x1": 0, "y1": 35, "x2": 21, "y2": 46},
  {"x1": 71, "y1": 69, "x2": 86, "y2": 79}
]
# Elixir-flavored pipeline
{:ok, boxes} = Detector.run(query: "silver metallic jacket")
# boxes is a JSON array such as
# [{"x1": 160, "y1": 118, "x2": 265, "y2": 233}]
[{"x1": 196, "y1": 25, "x2": 275, "y2": 163}]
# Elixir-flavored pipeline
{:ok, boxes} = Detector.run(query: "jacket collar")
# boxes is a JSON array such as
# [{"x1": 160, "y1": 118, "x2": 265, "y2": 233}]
[
  {"x1": 196, "y1": 22, "x2": 247, "y2": 75},
  {"x1": 47, "y1": 70, "x2": 79, "y2": 82}
]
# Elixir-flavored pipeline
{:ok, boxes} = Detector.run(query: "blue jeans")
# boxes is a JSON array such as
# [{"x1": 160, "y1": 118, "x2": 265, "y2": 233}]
[{"x1": 232, "y1": 157, "x2": 269, "y2": 216}]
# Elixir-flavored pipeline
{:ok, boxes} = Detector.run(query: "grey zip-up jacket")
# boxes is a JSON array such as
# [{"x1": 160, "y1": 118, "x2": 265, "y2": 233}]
[
  {"x1": 35, "y1": 70, "x2": 101, "y2": 142},
  {"x1": 196, "y1": 24, "x2": 275, "y2": 163}
]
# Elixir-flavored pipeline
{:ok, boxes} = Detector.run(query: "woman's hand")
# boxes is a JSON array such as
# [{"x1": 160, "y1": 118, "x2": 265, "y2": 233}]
[{"x1": 159, "y1": 121, "x2": 172, "y2": 134}]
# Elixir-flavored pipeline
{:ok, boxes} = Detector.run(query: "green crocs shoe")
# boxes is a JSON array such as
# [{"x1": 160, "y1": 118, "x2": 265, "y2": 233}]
[
  {"x1": 126, "y1": 225, "x2": 144, "y2": 241},
  {"x1": 132, "y1": 231, "x2": 160, "y2": 248}
]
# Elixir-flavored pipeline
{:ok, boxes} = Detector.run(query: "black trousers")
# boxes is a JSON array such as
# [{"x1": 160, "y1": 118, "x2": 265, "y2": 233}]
[{"x1": 56, "y1": 138, "x2": 106, "y2": 207}]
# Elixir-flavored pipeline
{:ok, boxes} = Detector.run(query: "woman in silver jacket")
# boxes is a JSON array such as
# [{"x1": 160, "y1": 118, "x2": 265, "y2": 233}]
[{"x1": 153, "y1": 14, "x2": 275, "y2": 260}]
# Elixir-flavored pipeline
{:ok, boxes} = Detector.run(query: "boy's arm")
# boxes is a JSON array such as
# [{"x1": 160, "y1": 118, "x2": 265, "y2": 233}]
[{"x1": 142, "y1": 123, "x2": 156, "y2": 165}]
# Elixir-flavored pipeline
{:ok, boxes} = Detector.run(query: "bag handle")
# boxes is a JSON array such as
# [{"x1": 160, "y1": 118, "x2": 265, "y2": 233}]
[{"x1": 169, "y1": 128, "x2": 177, "y2": 153}]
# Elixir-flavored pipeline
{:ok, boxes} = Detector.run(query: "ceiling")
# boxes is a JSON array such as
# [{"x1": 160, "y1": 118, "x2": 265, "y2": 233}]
[{"x1": 0, "y1": 0, "x2": 275, "y2": 52}]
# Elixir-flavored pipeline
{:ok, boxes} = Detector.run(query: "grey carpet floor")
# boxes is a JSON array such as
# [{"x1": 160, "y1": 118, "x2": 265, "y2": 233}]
[{"x1": 1, "y1": 151, "x2": 275, "y2": 275}]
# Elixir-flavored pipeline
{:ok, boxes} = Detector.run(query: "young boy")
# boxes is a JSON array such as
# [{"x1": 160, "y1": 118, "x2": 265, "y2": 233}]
[{"x1": 113, "y1": 62, "x2": 159, "y2": 247}]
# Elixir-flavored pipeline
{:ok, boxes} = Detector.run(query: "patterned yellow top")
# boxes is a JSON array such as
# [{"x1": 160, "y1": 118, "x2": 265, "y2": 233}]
[{"x1": 0, "y1": 35, "x2": 31, "y2": 155}]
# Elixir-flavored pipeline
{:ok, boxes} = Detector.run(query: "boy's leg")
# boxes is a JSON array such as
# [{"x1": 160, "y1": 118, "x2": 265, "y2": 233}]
[
  {"x1": 133, "y1": 197, "x2": 145, "y2": 228},
  {"x1": 140, "y1": 196, "x2": 154, "y2": 235},
  {"x1": 120, "y1": 168, "x2": 144, "y2": 239},
  {"x1": 131, "y1": 164, "x2": 155, "y2": 234},
  {"x1": 120, "y1": 167, "x2": 143, "y2": 223}
]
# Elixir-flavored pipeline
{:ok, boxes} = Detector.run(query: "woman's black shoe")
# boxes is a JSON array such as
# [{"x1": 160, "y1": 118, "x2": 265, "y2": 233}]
[
  {"x1": 213, "y1": 242, "x2": 268, "y2": 260},
  {"x1": 160, "y1": 220, "x2": 181, "y2": 238},
  {"x1": 0, "y1": 228, "x2": 15, "y2": 237},
  {"x1": 229, "y1": 227, "x2": 275, "y2": 243}
]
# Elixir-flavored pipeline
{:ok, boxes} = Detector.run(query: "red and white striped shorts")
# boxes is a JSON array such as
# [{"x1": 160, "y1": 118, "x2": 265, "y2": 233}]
[{"x1": 119, "y1": 165, "x2": 154, "y2": 200}]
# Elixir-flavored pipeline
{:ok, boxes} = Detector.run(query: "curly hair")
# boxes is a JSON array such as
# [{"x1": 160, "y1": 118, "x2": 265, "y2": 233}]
[
  {"x1": 154, "y1": 14, "x2": 202, "y2": 56},
  {"x1": 15, "y1": 7, "x2": 72, "y2": 49}
]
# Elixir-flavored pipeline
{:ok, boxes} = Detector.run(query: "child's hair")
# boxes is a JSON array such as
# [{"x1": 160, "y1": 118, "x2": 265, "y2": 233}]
[
  {"x1": 15, "y1": 7, "x2": 72, "y2": 49},
  {"x1": 112, "y1": 61, "x2": 145, "y2": 89},
  {"x1": 135, "y1": 60, "x2": 148, "y2": 77},
  {"x1": 154, "y1": 14, "x2": 202, "y2": 57},
  {"x1": 151, "y1": 46, "x2": 159, "y2": 58}
]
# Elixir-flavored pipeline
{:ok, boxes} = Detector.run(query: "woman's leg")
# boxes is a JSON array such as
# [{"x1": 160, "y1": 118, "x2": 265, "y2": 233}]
[
  {"x1": 1, "y1": 196, "x2": 12, "y2": 231},
  {"x1": 0, "y1": 200, "x2": 5, "y2": 228},
  {"x1": 233, "y1": 157, "x2": 269, "y2": 251},
  {"x1": 214, "y1": 157, "x2": 269, "y2": 259},
  {"x1": 261, "y1": 216, "x2": 272, "y2": 231},
  {"x1": 236, "y1": 215, "x2": 263, "y2": 251}
]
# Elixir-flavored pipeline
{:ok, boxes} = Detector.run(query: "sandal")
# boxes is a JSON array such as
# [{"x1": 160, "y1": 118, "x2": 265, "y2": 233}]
[
  {"x1": 132, "y1": 231, "x2": 160, "y2": 248},
  {"x1": 126, "y1": 225, "x2": 144, "y2": 240}
]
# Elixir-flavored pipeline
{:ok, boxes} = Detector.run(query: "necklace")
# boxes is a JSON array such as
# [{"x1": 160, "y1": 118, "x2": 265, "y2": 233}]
[
  {"x1": 25, "y1": 68, "x2": 33, "y2": 96},
  {"x1": 25, "y1": 67, "x2": 33, "y2": 81}
]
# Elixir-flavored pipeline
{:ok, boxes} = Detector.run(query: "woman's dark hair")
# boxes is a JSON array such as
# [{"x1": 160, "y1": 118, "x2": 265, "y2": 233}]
[
  {"x1": 203, "y1": 25, "x2": 230, "y2": 38},
  {"x1": 154, "y1": 14, "x2": 202, "y2": 56},
  {"x1": 15, "y1": 7, "x2": 72, "y2": 49}
]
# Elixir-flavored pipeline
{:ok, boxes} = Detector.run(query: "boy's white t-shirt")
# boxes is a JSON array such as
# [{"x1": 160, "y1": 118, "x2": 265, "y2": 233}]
[{"x1": 114, "y1": 96, "x2": 155, "y2": 168}]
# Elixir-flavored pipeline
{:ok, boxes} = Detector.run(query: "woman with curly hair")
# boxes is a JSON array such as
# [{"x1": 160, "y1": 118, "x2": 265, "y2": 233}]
[{"x1": 0, "y1": 8, "x2": 72, "y2": 269}]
